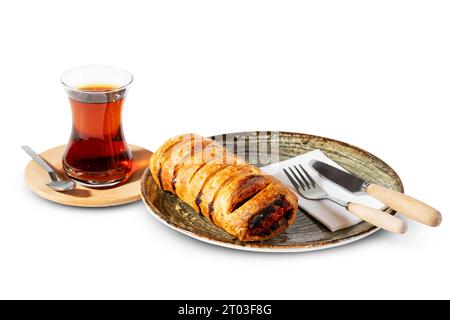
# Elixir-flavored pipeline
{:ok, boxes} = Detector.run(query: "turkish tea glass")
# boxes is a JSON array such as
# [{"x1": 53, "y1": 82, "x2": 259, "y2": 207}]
[{"x1": 61, "y1": 65, "x2": 133, "y2": 188}]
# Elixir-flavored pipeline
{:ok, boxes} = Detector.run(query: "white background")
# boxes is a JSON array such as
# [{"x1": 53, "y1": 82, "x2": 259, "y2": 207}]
[{"x1": 0, "y1": 0, "x2": 449, "y2": 299}]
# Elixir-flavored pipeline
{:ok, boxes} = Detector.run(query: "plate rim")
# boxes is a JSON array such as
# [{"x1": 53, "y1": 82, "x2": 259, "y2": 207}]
[{"x1": 140, "y1": 131, "x2": 403, "y2": 253}]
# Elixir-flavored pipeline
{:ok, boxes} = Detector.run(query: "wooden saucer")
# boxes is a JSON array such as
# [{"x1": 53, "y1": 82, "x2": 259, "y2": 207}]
[{"x1": 24, "y1": 145, "x2": 153, "y2": 207}]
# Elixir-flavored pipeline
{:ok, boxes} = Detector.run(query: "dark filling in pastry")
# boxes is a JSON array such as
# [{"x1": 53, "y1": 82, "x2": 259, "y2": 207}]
[
  {"x1": 228, "y1": 175, "x2": 269, "y2": 213},
  {"x1": 171, "y1": 175, "x2": 177, "y2": 193},
  {"x1": 194, "y1": 165, "x2": 230, "y2": 215},
  {"x1": 195, "y1": 192, "x2": 203, "y2": 208},
  {"x1": 208, "y1": 174, "x2": 268, "y2": 221},
  {"x1": 157, "y1": 167, "x2": 163, "y2": 187},
  {"x1": 208, "y1": 202, "x2": 215, "y2": 217},
  {"x1": 247, "y1": 195, "x2": 294, "y2": 237}
]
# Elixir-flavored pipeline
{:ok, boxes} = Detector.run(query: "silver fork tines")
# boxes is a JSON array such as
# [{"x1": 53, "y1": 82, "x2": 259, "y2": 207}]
[
  {"x1": 283, "y1": 164, "x2": 408, "y2": 234},
  {"x1": 284, "y1": 164, "x2": 348, "y2": 207}
]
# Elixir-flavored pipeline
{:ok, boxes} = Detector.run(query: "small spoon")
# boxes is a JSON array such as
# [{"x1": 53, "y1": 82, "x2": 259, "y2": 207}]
[{"x1": 22, "y1": 146, "x2": 76, "y2": 192}]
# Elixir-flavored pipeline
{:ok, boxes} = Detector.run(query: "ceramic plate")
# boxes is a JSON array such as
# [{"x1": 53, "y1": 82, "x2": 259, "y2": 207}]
[{"x1": 140, "y1": 131, "x2": 403, "y2": 252}]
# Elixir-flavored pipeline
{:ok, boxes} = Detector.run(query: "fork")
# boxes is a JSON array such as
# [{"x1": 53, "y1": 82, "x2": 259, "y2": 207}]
[{"x1": 283, "y1": 164, "x2": 407, "y2": 234}]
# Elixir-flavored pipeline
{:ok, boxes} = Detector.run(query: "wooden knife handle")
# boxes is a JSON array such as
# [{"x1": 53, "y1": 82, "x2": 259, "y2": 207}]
[
  {"x1": 347, "y1": 202, "x2": 407, "y2": 234},
  {"x1": 366, "y1": 184, "x2": 442, "y2": 227}
]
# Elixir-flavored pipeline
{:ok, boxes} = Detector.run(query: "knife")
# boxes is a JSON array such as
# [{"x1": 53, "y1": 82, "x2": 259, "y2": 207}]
[{"x1": 311, "y1": 160, "x2": 442, "y2": 227}]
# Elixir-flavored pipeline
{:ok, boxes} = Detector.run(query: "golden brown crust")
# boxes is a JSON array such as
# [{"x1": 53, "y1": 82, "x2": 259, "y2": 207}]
[
  {"x1": 149, "y1": 134, "x2": 193, "y2": 188},
  {"x1": 172, "y1": 141, "x2": 229, "y2": 202},
  {"x1": 198, "y1": 165, "x2": 257, "y2": 220},
  {"x1": 149, "y1": 134, "x2": 298, "y2": 242},
  {"x1": 160, "y1": 135, "x2": 215, "y2": 194},
  {"x1": 216, "y1": 182, "x2": 297, "y2": 241}
]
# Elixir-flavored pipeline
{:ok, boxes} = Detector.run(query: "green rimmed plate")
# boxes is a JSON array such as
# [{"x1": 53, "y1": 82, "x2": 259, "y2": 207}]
[{"x1": 140, "y1": 131, "x2": 403, "y2": 252}]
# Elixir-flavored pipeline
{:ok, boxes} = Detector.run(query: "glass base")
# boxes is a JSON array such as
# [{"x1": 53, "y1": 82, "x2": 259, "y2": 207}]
[
  {"x1": 70, "y1": 177, "x2": 126, "y2": 188},
  {"x1": 63, "y1": 161, "x2": 132, "y2": 189}
]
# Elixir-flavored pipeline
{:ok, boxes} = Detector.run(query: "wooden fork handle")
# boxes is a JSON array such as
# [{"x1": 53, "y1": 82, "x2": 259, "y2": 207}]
[
  {"x1": 366, "y1": 184, "x2": 442, "y2": 227},
  {"x1": 347, "y1": 202, "x2": 407, "y2": 234}
]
